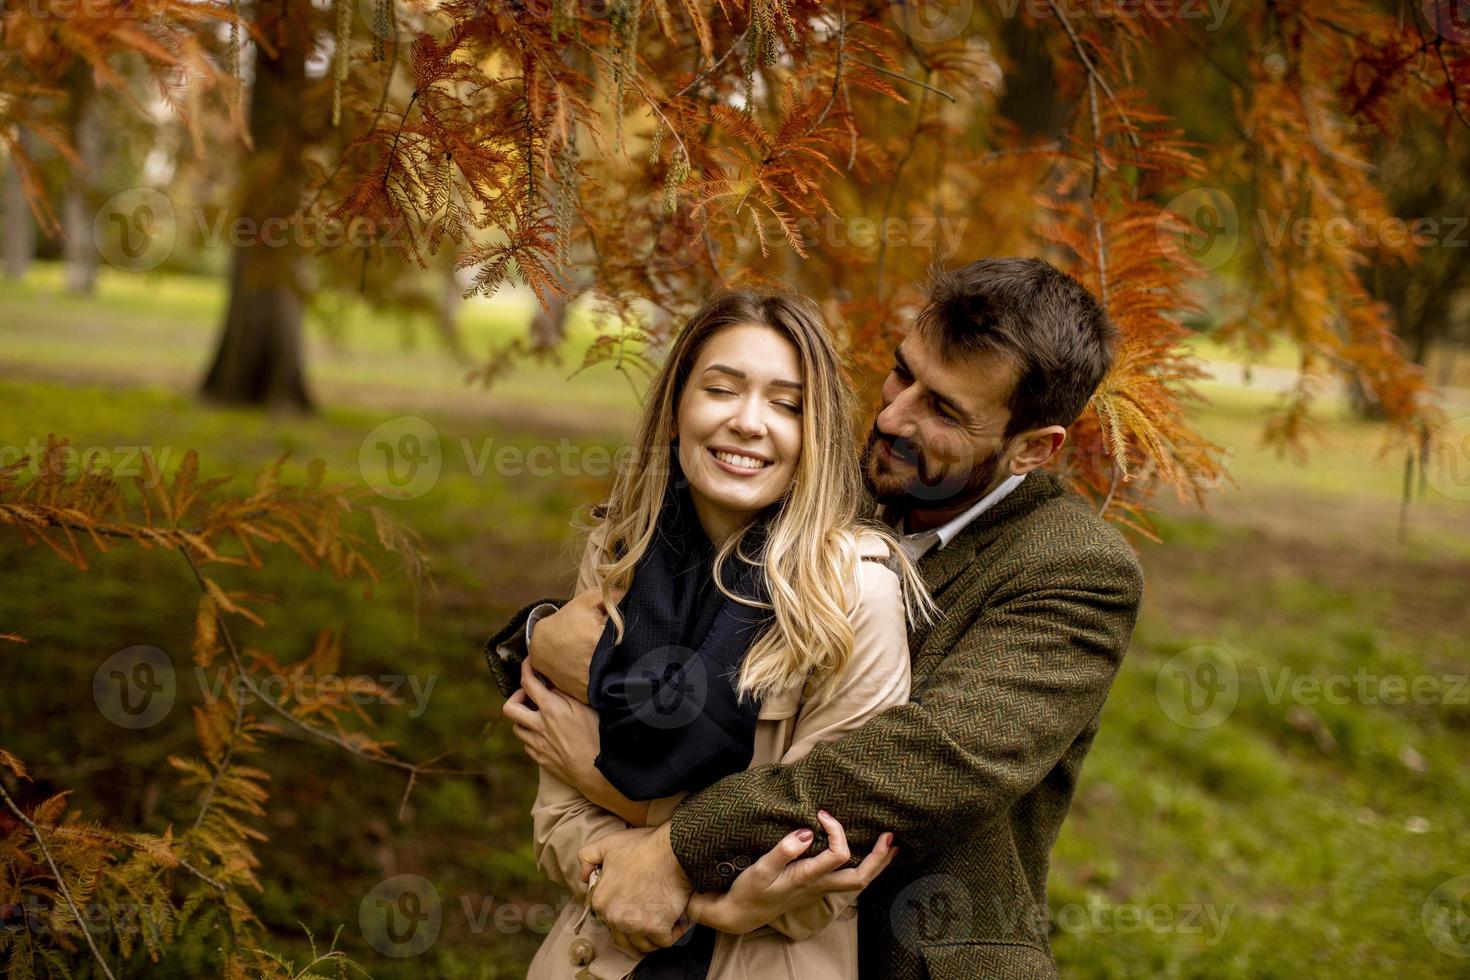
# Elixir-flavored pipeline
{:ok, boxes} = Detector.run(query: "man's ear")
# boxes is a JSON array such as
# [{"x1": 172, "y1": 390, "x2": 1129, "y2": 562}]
[{"x1": 1006, "y1": 425, "x2": 1067, "y2": 475}]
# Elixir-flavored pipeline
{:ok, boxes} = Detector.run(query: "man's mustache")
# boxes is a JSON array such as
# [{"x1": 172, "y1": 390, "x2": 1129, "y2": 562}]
[{"x1": 868, "y1": 426, "x2": 920, "y2": 467}]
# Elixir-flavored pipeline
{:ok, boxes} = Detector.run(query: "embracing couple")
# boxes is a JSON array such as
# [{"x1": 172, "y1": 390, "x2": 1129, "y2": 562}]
[{"x1": 486, "y1": 257, "x2": 1144, "y2": 980}]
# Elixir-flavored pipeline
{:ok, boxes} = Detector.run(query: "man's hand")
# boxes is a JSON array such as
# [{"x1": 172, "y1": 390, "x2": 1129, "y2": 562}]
[
  {"x1": 578, "y1": 824, "x2": 692, "y2": 955},
  {"x1": 502, "y1": 659, "x2": 601, "y2": 787},
  {"x1": 528, "y1": 588, "x2": 618, "y2": 702},
  {"x1": 687, "y1": 811, "x2": 898, "y2": 935}
]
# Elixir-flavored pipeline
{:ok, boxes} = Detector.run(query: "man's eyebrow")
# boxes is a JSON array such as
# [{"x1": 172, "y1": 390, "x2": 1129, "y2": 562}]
[
  {"x1": 893, "y1": 346, "x2": 970, "y2": 421},
  {"x1": 704, "y1": 364, "x2": 803, "y2": 391}
]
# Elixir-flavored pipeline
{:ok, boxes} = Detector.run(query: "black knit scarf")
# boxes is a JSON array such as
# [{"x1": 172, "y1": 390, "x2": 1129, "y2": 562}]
[{"x1": 588, "y1": 449, "x2": 773, "y2": 802}]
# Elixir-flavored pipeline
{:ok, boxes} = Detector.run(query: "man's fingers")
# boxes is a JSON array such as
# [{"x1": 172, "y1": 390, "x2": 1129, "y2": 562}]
[
  {"x1": 578, "y1": 840, "x2": 607, "y2": 871},
  {"x1": 606, "y1": 924, "x2": 637, "y2": 957}
]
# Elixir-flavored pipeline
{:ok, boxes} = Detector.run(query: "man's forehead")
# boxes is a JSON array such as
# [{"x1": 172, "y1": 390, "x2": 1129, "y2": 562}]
[{"x1": 895, "y1": 335, "x2": 1017, "y2": 410}]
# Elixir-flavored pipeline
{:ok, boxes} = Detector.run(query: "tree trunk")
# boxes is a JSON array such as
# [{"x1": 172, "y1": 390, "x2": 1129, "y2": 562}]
[
  {"x1": 61, "y1": 66, "x2": 102, "y2": 295},
  {"x1": 200, "y1": 0, "x2": 314, "y2": 411},
  {"x1": 3, "y1": 147, "x2": 35, "y2": 280}
]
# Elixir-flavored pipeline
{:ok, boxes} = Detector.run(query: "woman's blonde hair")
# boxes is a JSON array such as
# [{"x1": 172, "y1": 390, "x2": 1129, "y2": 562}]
[{"x1": 588, "y1": 290, "x2": 932, "y2": 704}]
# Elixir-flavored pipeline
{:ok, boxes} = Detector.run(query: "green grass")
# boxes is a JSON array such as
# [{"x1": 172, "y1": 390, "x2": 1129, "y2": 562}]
[{"x1": 2, "y1": 265, "x2": 1468, "y2": 977}]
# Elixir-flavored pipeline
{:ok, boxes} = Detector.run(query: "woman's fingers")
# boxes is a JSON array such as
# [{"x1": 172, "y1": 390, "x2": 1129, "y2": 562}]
[
  {"x1": 520, "y1": 657, "x2": 554, "y2": 700},
  {"x1": 816, "y1": 810, "x2": 851, "y2": 865},
  {"x1": 823, "y1": 832, "x2": 898, "y2": 893},
  {"x1": 749, "y1": 828, "x2": 816, "y2": 883},
  {"x1": 501, "y1": 693, "x2": 542, "y2": 732}
]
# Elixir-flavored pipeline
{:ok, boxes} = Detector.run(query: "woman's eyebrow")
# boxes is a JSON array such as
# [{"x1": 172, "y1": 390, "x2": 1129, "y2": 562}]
[{"x1": 705, "y1": 364, "x2": 803, "y2": 390}]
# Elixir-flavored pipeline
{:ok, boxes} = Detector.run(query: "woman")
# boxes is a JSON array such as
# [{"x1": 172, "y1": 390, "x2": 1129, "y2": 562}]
[{"x1": 499, "y1": 291, "x2": 930, "y2": 979}]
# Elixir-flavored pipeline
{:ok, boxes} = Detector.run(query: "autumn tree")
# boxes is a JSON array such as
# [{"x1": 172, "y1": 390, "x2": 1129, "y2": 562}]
[{"x1": 4, "y1": 0, "x2": 1466, "y2": 509}]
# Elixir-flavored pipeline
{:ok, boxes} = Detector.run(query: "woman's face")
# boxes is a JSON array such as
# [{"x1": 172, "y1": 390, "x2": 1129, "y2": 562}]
[{"x1": 675, "y1": 323, "x2": 805, "y2": 540}]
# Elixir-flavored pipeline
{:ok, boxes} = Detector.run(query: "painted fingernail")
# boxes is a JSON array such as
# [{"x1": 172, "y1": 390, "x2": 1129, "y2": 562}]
[
  {"x1": 797, "y1": 828, "x2": 813, "y2": 841},
  {"x1": 817, "y1": 810, "x2": 832, "y2": 821}
]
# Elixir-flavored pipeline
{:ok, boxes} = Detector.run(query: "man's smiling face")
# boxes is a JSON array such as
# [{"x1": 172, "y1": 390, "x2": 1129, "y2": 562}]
[{"x1": 861, "y1": 328, "x2": 1020, "y2": 519}]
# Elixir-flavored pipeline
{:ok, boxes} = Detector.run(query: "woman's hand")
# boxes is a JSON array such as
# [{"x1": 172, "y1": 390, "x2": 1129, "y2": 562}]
[
  {"x1": 502, "y1": 659, "x2": 602, "y2": 788},
  {"x1": 686, "y1": 811, "x2": 898, "y2": 935},
  {"x1": 504, "y1": 660, "x2": 651, "y2": 826}
]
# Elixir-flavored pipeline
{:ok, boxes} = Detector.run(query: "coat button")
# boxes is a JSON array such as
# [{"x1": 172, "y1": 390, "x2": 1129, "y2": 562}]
[
  {"x1": 732, "y1": 855, "x2": 750, "y2": 870},
  {"x1": 716, "y1": 860, "x2": 736, "y2": 876},
  {"x1": 568, "y1": 937, "x2": 595, "y2": 966}
]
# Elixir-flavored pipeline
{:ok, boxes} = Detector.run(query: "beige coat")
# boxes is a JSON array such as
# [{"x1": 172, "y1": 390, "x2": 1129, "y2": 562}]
[{"x1": 522, "y1": 530, "x2": 910, "y2": 980}]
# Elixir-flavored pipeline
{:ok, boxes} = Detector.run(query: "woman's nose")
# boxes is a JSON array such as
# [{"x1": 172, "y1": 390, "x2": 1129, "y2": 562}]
[{"x1": 728, "y1": 397, "x2": 767, "y2": 437}]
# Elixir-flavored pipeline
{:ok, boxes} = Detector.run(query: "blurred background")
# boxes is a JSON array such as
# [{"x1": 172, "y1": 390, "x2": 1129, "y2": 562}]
[{"x1": 2, "y1": 0, "x2": 1468, "y2": 977}]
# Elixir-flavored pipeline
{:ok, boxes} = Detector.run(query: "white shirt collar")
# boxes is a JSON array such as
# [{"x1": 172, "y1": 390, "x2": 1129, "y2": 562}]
[{"x1": 887, "y1": 473, "x2": 1027, "y2": 560}]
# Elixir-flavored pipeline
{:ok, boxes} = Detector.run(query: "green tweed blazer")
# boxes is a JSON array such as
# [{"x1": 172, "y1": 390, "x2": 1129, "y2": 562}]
[{"x1": 667, "y1": 472, "x2": 1144, "y2": 979}]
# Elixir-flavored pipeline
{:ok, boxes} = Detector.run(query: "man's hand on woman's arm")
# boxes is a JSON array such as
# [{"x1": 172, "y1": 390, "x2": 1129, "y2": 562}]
[
  {"x1": 525, "y1": 588, "x2": 617, "y2": 702},
  {"x1": 576, "y1": 812, "x2": 896, "y2": 955}
]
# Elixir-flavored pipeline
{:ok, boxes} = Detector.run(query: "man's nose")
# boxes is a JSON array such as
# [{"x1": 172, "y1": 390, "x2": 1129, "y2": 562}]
[{"x1": 875, "y1": 387, "x2": 919, "y2": 439}]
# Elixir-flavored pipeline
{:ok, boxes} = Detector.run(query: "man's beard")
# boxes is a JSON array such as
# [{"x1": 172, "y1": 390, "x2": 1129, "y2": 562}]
[{"x1": 861, "y1": 424, "x2": 1003, "y2": 512}]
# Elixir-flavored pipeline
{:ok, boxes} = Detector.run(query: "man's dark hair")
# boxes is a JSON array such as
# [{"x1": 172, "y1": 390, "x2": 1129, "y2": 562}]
[{"x1": 915, "y1": 257, "x2": 1118, "y2": 439}]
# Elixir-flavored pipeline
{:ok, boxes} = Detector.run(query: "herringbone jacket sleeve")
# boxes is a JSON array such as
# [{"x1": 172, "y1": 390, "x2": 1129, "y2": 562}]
[
  {"x1": 762, "y1": 544, "x2": 911, "y2": 941},
  {"x1": 668, "y1": 539, "x2": 1143, "y2": 893}
]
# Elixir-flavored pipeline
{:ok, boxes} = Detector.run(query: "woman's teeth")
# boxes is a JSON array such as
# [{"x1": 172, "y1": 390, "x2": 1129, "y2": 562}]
[{"x1": 712, "y1": 450, "x2": 769, "y2": 470}]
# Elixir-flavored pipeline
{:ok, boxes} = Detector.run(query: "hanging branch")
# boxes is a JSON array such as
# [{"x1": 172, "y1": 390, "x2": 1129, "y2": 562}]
[{"x1": 0, "y1": 782, "x2": 120, "y2": 980}]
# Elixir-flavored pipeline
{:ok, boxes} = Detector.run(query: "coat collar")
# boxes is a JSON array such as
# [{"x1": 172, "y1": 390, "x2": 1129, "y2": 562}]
[{"x1": 917, "y1": 472, "x2": 1065, "y2": 596}]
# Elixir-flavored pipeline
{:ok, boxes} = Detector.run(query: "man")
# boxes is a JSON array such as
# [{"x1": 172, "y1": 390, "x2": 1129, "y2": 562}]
[{"x1": 488, "y1": 257, "x2": 1144, "y2": 979}]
